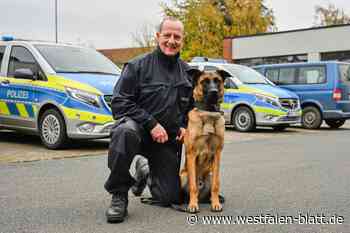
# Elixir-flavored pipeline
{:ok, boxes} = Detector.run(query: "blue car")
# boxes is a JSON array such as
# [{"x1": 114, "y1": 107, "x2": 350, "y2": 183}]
[{"x1": 254, "y1": 62, "x2": 350, "y2": 129}]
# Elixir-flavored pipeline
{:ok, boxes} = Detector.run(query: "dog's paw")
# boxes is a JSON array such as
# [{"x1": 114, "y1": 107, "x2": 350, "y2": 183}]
[
  {"x1": 211, "y1": 202, "x2": 223, "y2": 212},
  {"x1": 187, "y1": 203, "x2": 200, "y2": 213}
]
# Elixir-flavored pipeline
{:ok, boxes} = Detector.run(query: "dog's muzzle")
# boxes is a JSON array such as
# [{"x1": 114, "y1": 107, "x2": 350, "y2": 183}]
[
  {"x1": 208, "y1": 90, "x2": 219, "y2": 104},
  {"x1": 206, "y1": 80, "x2": 219, "y2": 104}
]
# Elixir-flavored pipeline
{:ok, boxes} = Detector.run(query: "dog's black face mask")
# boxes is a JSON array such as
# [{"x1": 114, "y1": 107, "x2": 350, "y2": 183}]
[
  {"x1": 187, "y1": 68, "x2": 231, "y2": 111},
  {"x1": 202, "y1": 78, "x2": 220, "y2": 105}
]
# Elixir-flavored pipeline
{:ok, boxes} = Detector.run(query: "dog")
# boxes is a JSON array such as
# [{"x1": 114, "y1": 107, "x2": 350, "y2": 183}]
[{"x1": 180, "y1": 68, "x2": 230, "y2": 213}]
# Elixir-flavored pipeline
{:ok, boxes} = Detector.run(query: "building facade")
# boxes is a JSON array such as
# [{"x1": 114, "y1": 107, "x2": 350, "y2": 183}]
[{"x1": 223, "y1": 24, "x2": 350, "y2": 66}]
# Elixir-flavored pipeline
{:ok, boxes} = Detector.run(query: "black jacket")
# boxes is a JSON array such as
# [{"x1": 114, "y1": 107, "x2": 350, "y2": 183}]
[{"x1": 111, "y1": 47, "x2": 193, "y2": 139}]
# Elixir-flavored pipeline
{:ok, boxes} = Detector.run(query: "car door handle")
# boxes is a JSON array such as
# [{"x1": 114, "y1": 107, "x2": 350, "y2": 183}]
[{"x1": 1, "y1": 80, "x2": 10, "y2": 85}]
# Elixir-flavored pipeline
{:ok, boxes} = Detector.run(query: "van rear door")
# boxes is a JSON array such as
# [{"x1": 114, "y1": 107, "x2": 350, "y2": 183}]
[
  {"x1": 338, "y1": 64, "x2": 350, "y2": 100},
  {"x1": 337, "y1": 64, "x2": 350, "y2": 112}
]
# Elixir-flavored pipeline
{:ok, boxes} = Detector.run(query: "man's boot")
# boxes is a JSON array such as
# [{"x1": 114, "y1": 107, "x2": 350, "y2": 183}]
[
  {"x1": 106, "y1": 192, "x2": 128, "y2": 223},
  {"x1": 131, "y1": 156, "x2": 149, "y2": 196}
]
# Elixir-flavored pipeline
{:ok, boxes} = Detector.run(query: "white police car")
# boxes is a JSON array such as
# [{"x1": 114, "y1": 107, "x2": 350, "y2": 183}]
[{"x1": 0, "y1": 36, "x2": 120, "y2": 149}]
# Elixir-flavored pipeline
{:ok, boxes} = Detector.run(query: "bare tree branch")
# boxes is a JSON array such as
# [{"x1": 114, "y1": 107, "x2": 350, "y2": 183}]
[
  {"x1": 131, "y1": 23, "x2": 157, "y2": 49},
  {"x1": 314, "y1": 3, "x2": 350, "y2": 26}
]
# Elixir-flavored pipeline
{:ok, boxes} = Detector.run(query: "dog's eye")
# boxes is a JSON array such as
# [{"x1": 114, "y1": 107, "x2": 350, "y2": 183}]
[
  {"x1": 202, "y1": 79, "x2": 210, "y2": 85},
  {"x1": 213, "y1": 78, "x2": 220, "y2": 83}
]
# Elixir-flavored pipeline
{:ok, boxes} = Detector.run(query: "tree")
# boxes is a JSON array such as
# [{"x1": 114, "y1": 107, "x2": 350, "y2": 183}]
[
  {"x1": 160, "y1": 0, "x2": 275, "y2": 60},
  {"x1": 314, "y1": 3, "x2": 350, "y2": 26},
  {"x1": 131, "y1": 22, "x2": 157, "y2": 50}
]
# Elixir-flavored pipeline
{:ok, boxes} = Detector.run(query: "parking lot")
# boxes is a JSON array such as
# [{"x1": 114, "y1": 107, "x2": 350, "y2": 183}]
[
  {"x1": 1, "y1": 122, "x2": 349, "y2": 164},
  {"x1": 1, "y1": 122, "x2": 349, "y2": 233}
]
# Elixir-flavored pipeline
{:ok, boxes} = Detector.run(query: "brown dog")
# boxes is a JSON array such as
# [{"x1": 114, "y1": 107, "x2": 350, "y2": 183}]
[{"x1": 181, "y1": 69, "x2": 230, "y2": 213}]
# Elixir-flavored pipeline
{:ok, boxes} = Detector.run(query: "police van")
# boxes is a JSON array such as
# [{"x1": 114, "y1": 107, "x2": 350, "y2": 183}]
[
  {"x1": 189, "y1": 62, "x2": 302, "y2": 131},
  {"x1": 0, "y1": 36, "x2": 120, "y2": 149},
  {"x1": 254, "y1": 62, "x2": 350, "y2": 129}
]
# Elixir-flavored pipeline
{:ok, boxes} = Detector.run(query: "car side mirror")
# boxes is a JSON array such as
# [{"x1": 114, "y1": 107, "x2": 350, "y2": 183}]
[{"x1": 13, "y1": 68, "x2": 36, "y2": 80}]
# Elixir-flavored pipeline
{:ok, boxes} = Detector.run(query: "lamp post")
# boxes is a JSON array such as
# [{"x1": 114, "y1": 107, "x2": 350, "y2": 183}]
[{"x1": 55, "y1": 0, "x2": 58, "y2": 43}]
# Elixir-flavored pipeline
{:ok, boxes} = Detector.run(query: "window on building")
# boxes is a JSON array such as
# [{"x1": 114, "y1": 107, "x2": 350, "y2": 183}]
[
  {"x1": 0, "y1": 46, "x2": 5, "y2": 70},
  {"x1": 321, "y1": 50, "x2": 350, "y2": 62},
  {"x1": 298, "y1": 66, "x2": 326, "y2": 84},
  {"x1": 279, "y1": 68, "x2": 296, "y2": 84},
  {"x1": 234, "y1": 58, "x2": 263, "y2": 66},
  {"x1": 266, "y1": 69, "x2": 279, "y2": 84},
  {"x1": 235, "y1": 54, "x2": 307, "y2": 67},
  {"x1": 8, "y1": 46, "x2": 40, "y2": 78}
]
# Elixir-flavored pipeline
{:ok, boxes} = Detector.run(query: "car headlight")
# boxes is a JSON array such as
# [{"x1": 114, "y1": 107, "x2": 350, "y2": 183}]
[
  {"x1": 255, "y1": 94, "x2": 280, "y2": 107},
  {"x1": 65, "y1": 87, "x2": 101, "y2": 108}
]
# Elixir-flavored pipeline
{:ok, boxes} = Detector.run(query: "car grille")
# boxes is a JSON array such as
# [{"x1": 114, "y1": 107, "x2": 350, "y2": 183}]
[
  {"x1": 279, "y1": 98, "x2": 299, "y2": 110},
  {"x1": 280, "y1": 116, "x2": 300, "y2": 122},
  {"x1": 103, "y1": 95, "x2": 112, "y2": 108}
]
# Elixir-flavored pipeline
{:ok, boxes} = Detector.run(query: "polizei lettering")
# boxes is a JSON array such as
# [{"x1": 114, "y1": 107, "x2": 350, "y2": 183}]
[{"x1": 6, "y1": 90, "x2": 29, "y2": 99}]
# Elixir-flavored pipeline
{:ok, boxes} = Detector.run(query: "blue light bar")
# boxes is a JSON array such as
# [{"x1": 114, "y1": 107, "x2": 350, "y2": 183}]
[{"x1": 1, "y1": 35, "x2": 14, "y2": 41}]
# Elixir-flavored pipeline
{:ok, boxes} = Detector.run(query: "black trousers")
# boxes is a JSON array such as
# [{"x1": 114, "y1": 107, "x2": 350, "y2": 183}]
[{"x1": 104, "y1": 118, "x2": 182, "y2": 205}]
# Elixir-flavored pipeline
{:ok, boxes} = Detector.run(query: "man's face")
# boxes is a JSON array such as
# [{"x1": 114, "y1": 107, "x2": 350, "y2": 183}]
[{"x1": 156, "y1": 20, "x2": 184, "y2": 56}]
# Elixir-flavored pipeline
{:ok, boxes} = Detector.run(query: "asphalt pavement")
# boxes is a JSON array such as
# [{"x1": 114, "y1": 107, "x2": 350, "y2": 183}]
[{"x1": 0, "y1": 128, "x2": 349, "y2": 233}]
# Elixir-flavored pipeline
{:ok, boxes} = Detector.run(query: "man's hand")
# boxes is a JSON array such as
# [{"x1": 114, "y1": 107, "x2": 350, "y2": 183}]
[
  {"x1": 176, "y1": 127, "x2": 186, "y2": 142},
  {"x1": 150, "y1": 123, "x2": 168, "y2": 143}
]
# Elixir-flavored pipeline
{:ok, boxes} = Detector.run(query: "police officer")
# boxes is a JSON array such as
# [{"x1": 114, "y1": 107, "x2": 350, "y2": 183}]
[{"x1": 104, "y1": 16, "x2": 193, "y2": 223}]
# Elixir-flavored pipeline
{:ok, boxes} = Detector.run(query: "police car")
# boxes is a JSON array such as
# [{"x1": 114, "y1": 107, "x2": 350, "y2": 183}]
[
  {"x1": 189, "y1": 62, "x2": 302, "y2": 131},
  {"x1": 0, "y1": 36, "x2": 120, "y2": 149}
]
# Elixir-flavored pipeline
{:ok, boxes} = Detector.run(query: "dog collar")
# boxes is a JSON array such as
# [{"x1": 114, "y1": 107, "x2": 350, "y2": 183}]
[{"x1": 194, "y1": 101, "x2": 221, "y2": 112}]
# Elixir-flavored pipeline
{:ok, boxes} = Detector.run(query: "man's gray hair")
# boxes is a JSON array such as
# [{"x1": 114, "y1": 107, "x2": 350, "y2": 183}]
[{"x1": 157, "y1": 16, "x2": 183, "y2": 32}]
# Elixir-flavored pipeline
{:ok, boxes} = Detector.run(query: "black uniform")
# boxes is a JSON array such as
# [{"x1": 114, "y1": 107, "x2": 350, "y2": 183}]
[{"x1": 104, "y1": 47, "x2": 193, "y2": 205}]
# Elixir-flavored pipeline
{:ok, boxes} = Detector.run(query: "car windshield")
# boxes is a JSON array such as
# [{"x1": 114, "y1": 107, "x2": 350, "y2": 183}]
[
  {"x1": 223, "y1": 64, "x2": 269, "y2": 84},
  {"x1": 35, "y1": 44, "x2": 121, "y2": 75}
]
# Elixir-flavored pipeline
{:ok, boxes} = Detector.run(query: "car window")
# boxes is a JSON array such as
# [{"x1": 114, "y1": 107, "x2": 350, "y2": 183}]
[
  {"x1": 266, "y1": 68, "x2": 279, "y2": 84},
  {"x1": 253, "y1": 67, "x2": 263, "y2": 74},
  {"x1": 339, "y1": 64, "x2": 350, "y2": 84},
  {"x1": 279, "y1": 67, "x2": 296, "y2": 84},
  {"x1": 224, "y1": 78, "x2": 236, "y2": 88},
  {"x1": 298, "y1": 66, "x2": 326, "y2": 84},
  {"x1": 223, "y1": 65, "x2": 269, "y2": 84},
  {"x1": 35, "y1": 44, "x2": 121, "y2": 75},
  {"x1": 8, "y1": 46, "x2": 39, "y2": 78},
  {"x1": 0, "y1": 46, "x2": 5, "y2": 70}
]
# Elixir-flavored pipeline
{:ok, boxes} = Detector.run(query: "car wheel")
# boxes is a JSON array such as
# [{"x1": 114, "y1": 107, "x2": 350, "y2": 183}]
[
  {"x1": 325, "y1": 119, "x2": 346, "y2": 129},
  {"x1": 301, "y1": 106, "x2": 322, "y2": 129},
  {"x1": 232, "y1": 106, "x2": 256, "y2": 132},
  {"x1": 272, "y1": 125, "x2": 288, "y2": 131},
  {"x1": 39, "y1": 109, "x2": 68, "y2": 149}
]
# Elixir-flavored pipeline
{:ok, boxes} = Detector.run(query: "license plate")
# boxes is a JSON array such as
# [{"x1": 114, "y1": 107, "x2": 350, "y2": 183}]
[{"x1": 288, "y1": 111, "x2": 299, "y2": 117}]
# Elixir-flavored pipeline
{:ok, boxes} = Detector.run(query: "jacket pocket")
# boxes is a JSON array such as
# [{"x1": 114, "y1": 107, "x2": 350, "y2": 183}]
[
  {"x1": 178, "y1": 85, "x2": 192, "y2": 112},
  {"x1": 139, "y1": 83, "x2": 170, "y2": 105},
  {"x1": 140, "y1": 83, "x2": 167, "y2": 93}
]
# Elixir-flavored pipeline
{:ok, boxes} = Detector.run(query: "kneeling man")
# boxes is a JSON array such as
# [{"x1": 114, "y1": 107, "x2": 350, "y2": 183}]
[{"x1": 104, "y1": 16, "x2": 193, "y2": 223}]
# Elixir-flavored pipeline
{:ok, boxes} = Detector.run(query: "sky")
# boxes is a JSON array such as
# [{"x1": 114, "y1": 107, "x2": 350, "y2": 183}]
[{"x1": 0, "y1": 0, "x2": 349, "y2": 49}]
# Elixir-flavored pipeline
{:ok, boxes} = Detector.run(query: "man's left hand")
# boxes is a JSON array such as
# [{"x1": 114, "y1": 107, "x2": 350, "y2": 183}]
[{"x1": 176, "y1": 127, "x2": 186, "y2": 142}]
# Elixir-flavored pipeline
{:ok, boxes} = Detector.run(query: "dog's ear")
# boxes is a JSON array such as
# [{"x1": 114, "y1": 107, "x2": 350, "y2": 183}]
[
  {"x1": 216, "y1": 69, "x2": 231, "y2": 81},
  {"x1": 186, "y1": 68, "x2": 203, "y2": 86}
]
